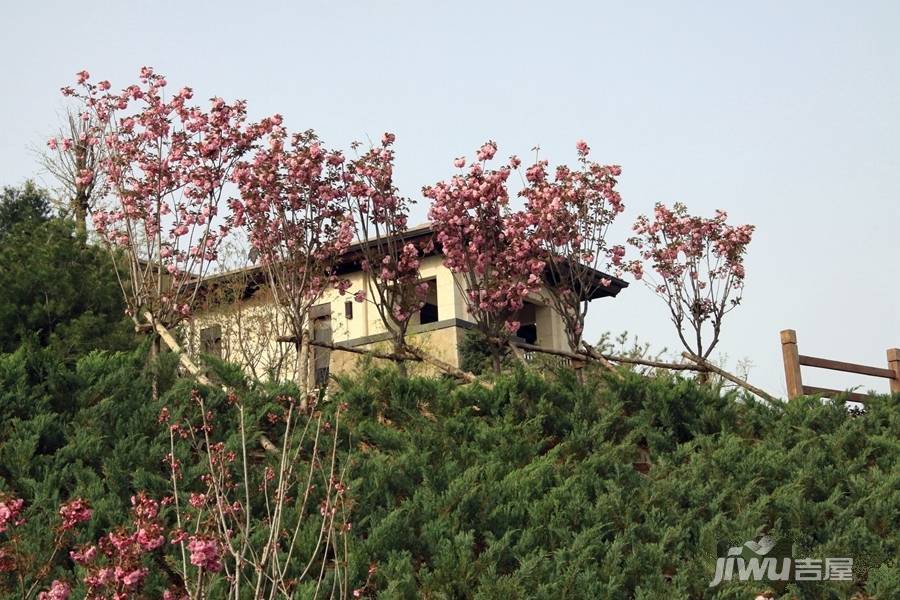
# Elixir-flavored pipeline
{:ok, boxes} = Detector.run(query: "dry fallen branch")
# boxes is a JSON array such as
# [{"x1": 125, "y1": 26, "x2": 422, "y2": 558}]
[
  {"x1": 579, "y1": 343, "x2": 619, "y2": 372},
  {"x1": 507, "y1": 341, "x2": 528, "y2": 366},
  {"x1": 503, "y1": 339, "x2": 585, "y2": 364},
  {"x1": 602, "y1": 353, "x2": 703, "y2": 372},
  {"x1": 500, "y1": 339, "x2": 622, "y2": 380},
  {"x1": 401, "y1": 344, "x2": 492, "y2": 388},
  {"x1": 681, "y1": 351, "x2": 778, "y2": 404},
  {"x1": 275, "y1": 336, "x2": 418, "y2": 363}
]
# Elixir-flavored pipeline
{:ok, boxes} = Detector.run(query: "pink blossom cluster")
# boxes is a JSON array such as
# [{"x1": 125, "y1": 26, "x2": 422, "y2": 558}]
[
  {"x1": 59, "y1": 498, "x2": 92, "y2": 531},
  {"x1": 519, "y1": 140, "x2": 624, "y2": 348},
  {"x1": 37, "y1": 579, "x2": 71, "y2": 600},
  {"x1": 0, "y1": 495, "x2": 25, "y2": 573},
  {"x1": 344, "y1": 133, "x2": 430, "y2": 335},
  {"x1": 64, "y1": 67, "x2": 274, "y2": 324},
  {"x1": 425, "y1": 142, "x2": 544, "y2": 342},
  {"x1": 0, "y1": 496, "x2": 25, "y2": 533},
  {"x1": 626, "y1": 202, "x2": 754, "y2": 357},
  {"x1": 79, "y1": 493, "x2": 170, "y2": 598},
  {"x1": 630, "y1": 204, "x2": 752, "y2": 282},
  {"x1": 187, "y1": 535, "x2": 222, "y2": 572},
  {"x1": 231, "y1": 128, "x2": 354, "y2": 309}
]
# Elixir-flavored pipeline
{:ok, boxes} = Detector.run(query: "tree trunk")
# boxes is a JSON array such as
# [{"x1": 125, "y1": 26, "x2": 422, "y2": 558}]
[
  {"x1": 490, "y1": 345, "x2": 502, "y2": 374},
  {"x1": 73, "y1": 201, "x2": 88, "y2": 239},
  {"x1": 394, "y1": 338, "x2": 408, "y2": 377},
  {"x1": 149, "y1": 335, "x2": 160, "y2": 403},
  {"x1": 296, "y1": 329, "x2": 311, "y2": 404}
]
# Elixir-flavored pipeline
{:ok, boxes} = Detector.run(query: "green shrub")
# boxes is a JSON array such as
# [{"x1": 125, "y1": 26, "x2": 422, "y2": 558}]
[
  {"x1": 3, "y1": 355, "x2": 896, "y2": 598},
  {"x1": 334, "y1": 367, "x2": 899, "y2": 599}
]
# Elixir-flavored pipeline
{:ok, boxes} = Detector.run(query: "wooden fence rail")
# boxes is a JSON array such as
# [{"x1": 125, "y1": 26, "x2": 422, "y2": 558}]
[{"x1": 780, "y1": 329, "x2": 900, "y2": 402}]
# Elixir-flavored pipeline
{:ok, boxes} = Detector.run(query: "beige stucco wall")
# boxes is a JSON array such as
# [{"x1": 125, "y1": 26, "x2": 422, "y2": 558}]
[
  {"x1": 329, "y1": 325, "x2": 462, "y2": 378},
  {"x1": 186, "y1": 286, "x2": 300, "y2": 382},
  {"x1": 187, "y1": 258, "x2": 574, "y2": 384}
]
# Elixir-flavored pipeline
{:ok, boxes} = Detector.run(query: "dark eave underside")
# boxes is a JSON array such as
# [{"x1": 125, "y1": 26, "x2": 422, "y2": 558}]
[{"x1": 195, "y1": 223, "x2": 628, "y2": 303}]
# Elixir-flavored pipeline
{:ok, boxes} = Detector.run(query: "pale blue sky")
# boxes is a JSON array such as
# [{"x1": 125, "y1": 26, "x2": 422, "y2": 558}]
[{"x1": 2, "y1": 1, "x2": 898, "y2": 396}]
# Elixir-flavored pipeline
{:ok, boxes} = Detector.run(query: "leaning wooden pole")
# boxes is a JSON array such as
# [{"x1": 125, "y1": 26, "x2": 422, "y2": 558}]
[
  {"x1": 507, "y1": 341, "x2": 528, "y2": 366},
  {"x1": 276, "y1": 335, "x2": 488, "y2": 388},
  {"x1": 579, "y1": 342, "x2": 619, "y2": 372},
  {"x1": 276, "y1": 335, "x2": 418, "y2": 363},
  {"x1": 601, "y1": 352, "x2": 704, "y2": 372},
  {"x1": 143, "y1": 312, "x2": 279, "y2": 454},
  {"x1": 504, "y1": 338, "x2": 701, "y2": 373}
]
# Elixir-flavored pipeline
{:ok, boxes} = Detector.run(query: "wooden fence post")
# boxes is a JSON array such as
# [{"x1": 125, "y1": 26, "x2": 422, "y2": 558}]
[
  {"x1": 887, "y1": 348, "x2": 900, "y2": 394},
  {"x1": 781, "y1": 329, "x2": 803, "y2": 399}
]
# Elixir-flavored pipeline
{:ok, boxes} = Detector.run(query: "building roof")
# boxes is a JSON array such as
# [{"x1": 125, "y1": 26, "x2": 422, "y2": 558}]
[{"x1": 195, "y1": 222, "x2": 629, "y2": 302}]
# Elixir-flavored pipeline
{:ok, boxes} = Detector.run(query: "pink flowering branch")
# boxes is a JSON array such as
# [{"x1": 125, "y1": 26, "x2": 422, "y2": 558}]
[
  {"x1": 63, "y1": 67, "x2": 270, "y2": 329},
  {"x1": 521, "y1": 139, "x2": 624, "y2": 350},
  {"x1": 232, "y1": 128, "x2": 354, "y2": 391},
  {"x1": 624, "y1": 202, "x2": 754, "y2": 359},
  {"x1": 343, "y1": 133, "x2": 431, "y2": 359},
  {"x1": 0, "y1": 494, "x2": 93, "y2": 600},
  {"x1": 426, "y1": 142, "x2": 545, "y2": 372},
  {"x1": 158, "y1": 389, "x2": 353, "y2": 598},
  {"x1": 2, "y1": 396, "x2": 355, "y2": 598}
]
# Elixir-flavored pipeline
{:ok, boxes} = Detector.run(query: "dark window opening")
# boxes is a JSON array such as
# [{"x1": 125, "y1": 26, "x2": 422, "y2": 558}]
[
  {"x1": 420, "y1": 302, "x2": 438, "y2": 324},
  {"x1": 516, "y1": 323, "x2": 537, "y2": 345},
  {"x1": 418, "y1": 279, "x2": 439, "y2": 325},
  {"x1": 200, "y1": 325, "x2": 223, "y2": 358},
  {"x1": 512, "y1": 302, "x2": 538, "y2": 345},
  {"x1": 345, "y1": 300, "x2": 353, "y2": 319}
]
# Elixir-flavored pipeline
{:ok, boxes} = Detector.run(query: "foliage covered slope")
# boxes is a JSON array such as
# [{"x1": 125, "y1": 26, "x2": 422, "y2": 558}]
[
  {"x1": 334, "y1": 367, "x2": 899, "y2": 599},
  {"x1": 1, "y1": 344, "x2": 898, "y2": 598}
]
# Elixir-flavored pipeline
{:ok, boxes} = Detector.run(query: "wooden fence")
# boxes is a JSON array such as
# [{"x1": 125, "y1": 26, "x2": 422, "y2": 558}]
[{"x1": 780, "y1": 329, "x2": 900, "y2": 401}]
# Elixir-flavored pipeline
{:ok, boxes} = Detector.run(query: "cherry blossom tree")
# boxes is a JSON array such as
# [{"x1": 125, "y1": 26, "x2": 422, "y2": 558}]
[
  {"x1": 425, "y1": 142, "x2": 544, "y2": 372},
  {"x1": 624, "y1": 202, "x2": 754, "y2": 359},
  {"x1": 343, "y1": 133, "x2": 431, "y2": 363},
  {"x1": 231, "y1": 128, "x2": 355, "y2": 392},
  {"x1": 63, "y1": 67, "x2": 270, "y2": 331},
  {"x1": 521, "y1": 139, "x2": 624, "y2": 352}
]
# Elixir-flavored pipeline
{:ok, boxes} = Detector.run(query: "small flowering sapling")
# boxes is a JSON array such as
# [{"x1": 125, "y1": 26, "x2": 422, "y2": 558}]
[
  {"x1": 77, "y1": 493, "x2": 167, "y2": 598},
  {"x1": 521, "y1": 139, "x2": 624, "y2": 352},
  {"x1": 425, "y1": 142, "x2": 545, "y2": 372},
  {"x1": 344, "y1": 133, "x2": 431, "y2": 362},
  {"x1": 63, "y1": 67, "x2": 269, "y2": 330},
  {"x1": 0, "y1": 495, "x2": 92, "y2": 599},
  {"x1": 625, "y1": 202, "x2": 754, "y2": 360},
  {"x1": 232, "y1": 128, "x2": 355, "y2": 392},
  {"x1": 42, "y1": 108, "x2": 106, "y2": 237},
  {"x1": 158, "y1": 389, "x2": 353, "y2": 598}
]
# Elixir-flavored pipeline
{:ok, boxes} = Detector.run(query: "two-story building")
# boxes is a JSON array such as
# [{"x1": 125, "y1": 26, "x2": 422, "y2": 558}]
[{"x1": 188, "y1": 223, "x2": 628, "y2": 383}]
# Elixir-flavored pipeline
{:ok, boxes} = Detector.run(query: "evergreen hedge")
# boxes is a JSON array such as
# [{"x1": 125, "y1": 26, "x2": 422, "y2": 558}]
[
  {"x1": 334, "y1": 366, "x2": 899, "y2": 599},
  {"x1": 0, "y1": 346, "x2": 897, "y2": 598}
]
